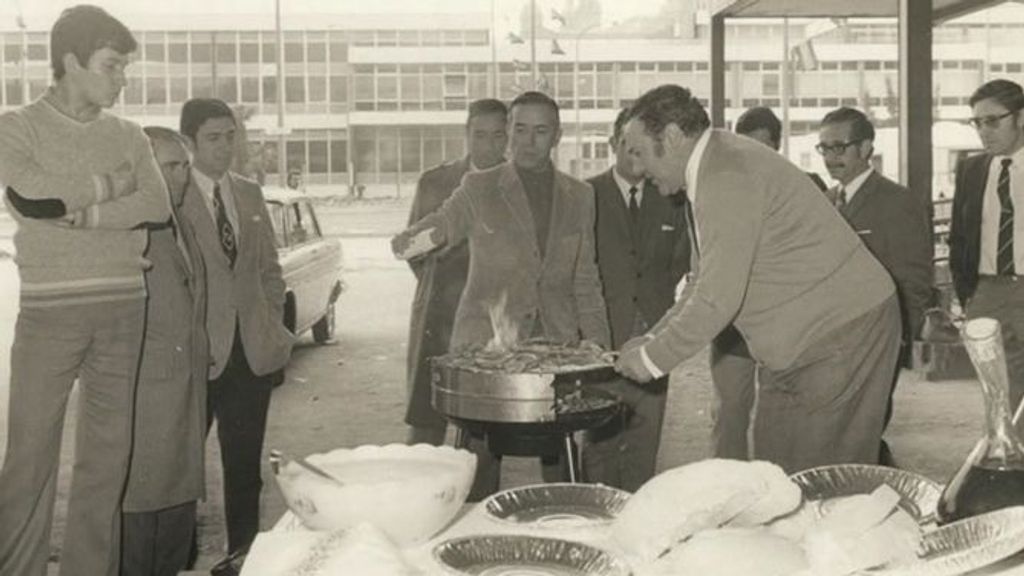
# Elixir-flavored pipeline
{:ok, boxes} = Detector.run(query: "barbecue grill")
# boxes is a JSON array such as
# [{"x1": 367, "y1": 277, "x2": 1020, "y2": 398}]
[{"x1": 430, "y1": 357, "x2": 622, "y2": 482}]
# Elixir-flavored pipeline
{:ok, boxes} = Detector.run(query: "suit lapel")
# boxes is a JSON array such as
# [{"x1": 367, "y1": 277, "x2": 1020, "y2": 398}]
[
  {"x1": 842, "y1": 171, "x2": 878, "y2": 222},
  {"x1": 597, "y1": 170, "x2": 632, "y2": 245},
  {"x1": 967, "y1": 155, "x2": 993, "y2": 246},
  {"x1": 184, "y1": 179, "x2": 232, "y2": 270},
  {"x1": 544, "y1": 171, "x2": 573, "y2": 264},
  {"x1": 498, "y1": 165, "x2": 540, "y2": 255}
]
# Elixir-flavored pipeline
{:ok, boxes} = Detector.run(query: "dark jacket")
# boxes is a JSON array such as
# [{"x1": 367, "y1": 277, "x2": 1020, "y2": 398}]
[
  {"x1": 829, "y1": 170, "x2": 933, "y2": 342},
  {"x1": 949, "y1": 153, "x2": 994, "y2": 306},
  {"x1": 588, "y1": 169, "x2": 690, "y2": 349},
  {"x1": 404, "y1": 158, "x2": 472, "y2": 428}
]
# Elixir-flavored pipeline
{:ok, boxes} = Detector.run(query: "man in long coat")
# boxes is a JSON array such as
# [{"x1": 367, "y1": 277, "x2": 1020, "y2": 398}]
[{"x1": 404, "y1": 99, "x2": 508, "y2": 445}]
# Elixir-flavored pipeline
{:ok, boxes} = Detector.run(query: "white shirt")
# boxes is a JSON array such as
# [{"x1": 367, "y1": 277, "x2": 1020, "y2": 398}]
[
  {"x1": 612, "y1": 166, "x2": 644, "y2": 208},
  {"x1": 979, "y1": 147, "x2": 1024, "y2": 275},
  {"x1": 191, "y1": 167, "x2": 239, "y2": 242},
  {"x1": 839, "y1": 166, "x2": 874, "y2": 205},
  {"x1": 640, "y1": 128, "x2": 713, "y2": 379}
]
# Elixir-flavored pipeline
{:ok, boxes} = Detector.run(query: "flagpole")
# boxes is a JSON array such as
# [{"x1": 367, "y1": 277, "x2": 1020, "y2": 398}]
[
  {"x1": 781, "y1": 17, "x2": 790, "y2": 159},
  {"x1": 490, "y1": 0, "x2": 498, "y2": 97},
  {"x1": 530, "y1": 0, "x2": 537, "y2": 89},
  {"x1": 275, "y1": 0, "x2": 287, "y2": 188}
]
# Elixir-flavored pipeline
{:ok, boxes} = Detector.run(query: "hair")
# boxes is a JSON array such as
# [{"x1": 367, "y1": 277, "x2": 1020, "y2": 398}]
[
  {"x1": 466, "y1": 98, "x2": 508, "y2": 128},
  {"x1": 509, "y1": 91, "x2": 560, "y2": 129},
  {"x1": 142, "y1": 125, "x2": 188, "y2": 149},
  {"x1": 820, "y1": 106, "x2": 875, "y2": 142},
  {"x1": 610, "y1": 107, "x2": 632, "y2": 143},
  {"x1": 735, "y1": 107, "x2": 781, "y2": 148},
  {"x1": 50, "y1": 5, "x2": 136, "y2": 80},
  {"x1": 969, "y1": 79, "x2": 1024, "y2": 112},
  {"x1": 180, "y1": 98, "x2": 236, "y2": 142},
  {"x1": 628, "y1": 84, "x2": 709, "y2": 140}
]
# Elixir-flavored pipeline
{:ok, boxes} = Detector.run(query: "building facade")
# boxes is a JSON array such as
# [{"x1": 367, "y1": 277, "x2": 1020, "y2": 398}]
[{"x1": 2, "y1": 5, "x2": 1022, "y2": 196}]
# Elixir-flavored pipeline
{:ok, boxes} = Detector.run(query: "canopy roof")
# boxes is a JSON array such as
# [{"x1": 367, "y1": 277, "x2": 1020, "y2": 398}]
[{"x1": 711, "y1": 0, "x2": 1016, "y2": 23}]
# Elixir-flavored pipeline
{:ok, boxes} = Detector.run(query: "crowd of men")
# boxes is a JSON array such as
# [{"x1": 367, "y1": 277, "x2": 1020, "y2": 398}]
[
  {"x1": 1, "y1": 2, "x2": 1024, "y2": 575},
  {"x1": 0, "y1": 6, "x2": 291, "y2": 576},
  {"x1": 395, "y1": 75, "x2": 1024, "y2": 495}
]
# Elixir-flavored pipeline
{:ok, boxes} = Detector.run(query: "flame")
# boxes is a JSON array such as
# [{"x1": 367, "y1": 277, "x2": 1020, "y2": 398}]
[{"x1": 486, "y1": 291, "x2": 518, "y2": 352}]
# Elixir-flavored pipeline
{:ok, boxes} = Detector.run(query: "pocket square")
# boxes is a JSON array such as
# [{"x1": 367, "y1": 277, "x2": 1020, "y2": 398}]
[
  {"x1": 857, "y1": 229, "x2": 872, "y2": 235},
  {"x1": 661, "y1": 224, "x2": 675, "y2": 231}
]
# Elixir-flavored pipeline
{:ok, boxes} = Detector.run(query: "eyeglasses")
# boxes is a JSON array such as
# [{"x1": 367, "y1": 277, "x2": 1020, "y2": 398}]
[
  {"x1": 815, "y1": 139, "x2": 864, "y2": 155},
  {"x1": 967, "y1": 111, "x2": 1015, "y2": 130}
]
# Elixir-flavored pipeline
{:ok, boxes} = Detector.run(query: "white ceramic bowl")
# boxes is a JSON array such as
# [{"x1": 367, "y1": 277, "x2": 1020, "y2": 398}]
[{"x1": 271, "y1": 443, "x2": 476, "y2": 546}]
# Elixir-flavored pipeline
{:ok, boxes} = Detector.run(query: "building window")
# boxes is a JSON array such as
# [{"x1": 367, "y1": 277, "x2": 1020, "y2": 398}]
[
  {"x1": 169, "y1": 42, "x2": 187, "y2": 63},
  {"x1": 170, "y1": 77, "x2": 188, "y2": 103},
  {"x1": 27, "y1": 43, "x2": 46, "y2": 61},
  {"x1": 5, "y1": 80, "x2": 22, "y2": 106},
  {"x1": 309, "y1": 139, "x2": 328, "y2": 173},
  {"x1": 308, "y1": 42, "x2": 326, "y2": 63},
  {"x1": 308, "y1": 76, "x2": 326, "y2": 102},
  {"x1": 145, "y1": 42, "x2": 165, "y2": 62},
  {"x1": 329, "y1": 42, "x2": 347, "y2": 62},
  {"x1": 217, "y1": 76, "x2": 237, "y2": 102},
  {"x1": 330, "y1": 76, "x2": 348, "y2": 104},
  {"x1": 125, "y1": 76, "x2": 143, "y2": 104},
  {"x1": 330, "y1": 135, "x2": 348, "y2": 174},
  {"x1": 286, "y1": 76, "x2": 305, "y2": 103},
  {"x1": 216, "y1": 41, "x2": 237, "y2": 64},
  {"x1": 762, "y1": 74, "x2": 780, "y2": 97},
  {"x1": 191, "y1": 41, "x2": 212, "y2": 63},
  {"x1": 241, "y1": 77, "x2": 258, "y2": 103},
  {"x1": 262, "y1": 76, "x2": 277, "y2": 103},
  {"x1": 193, "y1": 76, "x2": 213, "y2": 98},
  {"x1": 262, "y1": 41, "x2": 277, "y2": 63},
  {"x1": 147, "y1": 77, "x2": 167, "y2": 104},
  {"x1": 240, "y1": 42, "x2": 259, "y2": 63},
  {"x1": 286, "y1": 139, "x2": 305, "y2": 172},
  {"x1": 285, "y1": 41, "x2": 303, "y2": 63}
]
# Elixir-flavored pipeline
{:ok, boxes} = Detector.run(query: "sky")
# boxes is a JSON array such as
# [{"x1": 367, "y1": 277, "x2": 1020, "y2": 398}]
[{"x1": 0, "y1": 0, "x2": 671, "y2": 30}]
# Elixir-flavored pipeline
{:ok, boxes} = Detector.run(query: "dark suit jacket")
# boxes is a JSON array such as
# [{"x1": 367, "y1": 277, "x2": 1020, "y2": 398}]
[
  {"x1": 123, "y1": 212, "x2": 208, "y2": 512},
  {"x1": 830, "y1": 171, "x2": 933, "y2": 343},
  {"x1": 588, "y1": 169, "x2": 690, "y2": 349},
  {"x1": 182, "y1": 173, "x2": 294, "y2": 378},
  {"x1": 950, "y1": 153, "x2": 995, "y2": 306},
  {"x1": 404, "y1": 158, "x2": 472, "y2": 428},
  {"x1": 644, "y1": 130, "x2": 896, "y2": 372},
  {"x1": 411, "y1": 162, "x2": 611, "y2": 349}
]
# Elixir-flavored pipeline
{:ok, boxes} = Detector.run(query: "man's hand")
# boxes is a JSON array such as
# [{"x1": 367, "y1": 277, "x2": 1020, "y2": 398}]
[
  {"x1": 615, "y1": 346, "x2": 655, "y2": 383},
  {"x1": 107, "y1": 161, "x2": 137, "y2": 199},
  {"x1": 392, "y1": 227, "x2": 439, "y2": 260}
]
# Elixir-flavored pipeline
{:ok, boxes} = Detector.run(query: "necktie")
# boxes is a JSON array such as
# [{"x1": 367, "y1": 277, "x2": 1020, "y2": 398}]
[
  {"x1": 997, "y1": 158, "x2": 1014, "y2": 275},
  {"x1": 628, "y1": 185, "x2": 640, "y2": 227},
  {"x1": 212, "y1": 183, "x2": 237, "y2": 267},
  {"x1": 835, "y1": 186, "x2": 847, "y2": 210}
]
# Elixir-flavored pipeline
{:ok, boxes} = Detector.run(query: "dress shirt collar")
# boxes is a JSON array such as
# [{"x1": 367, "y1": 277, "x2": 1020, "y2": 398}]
[
  {"x1": 191, "y1": 167, "x2": 230, "y2": 200},
  {"x1": 841, "y1": 167, "x2": 874, "y2": 204},
  {"x1": 994, "y1": 146, "x2": 1024, "y2": 170},
  {"x1": 685, "y1": 129, "x2": 713, "y2": 204},
  {"x1": 612, "y1": 165, "x2": 644, "y2": 207}
]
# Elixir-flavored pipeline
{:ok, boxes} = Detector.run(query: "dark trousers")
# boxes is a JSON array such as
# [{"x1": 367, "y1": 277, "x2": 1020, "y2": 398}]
[
  {"x1": 754, "y1": 296, "x2": 902, "y2": 474},
  {"x1": 206, "y1": 331, "x2": 275, "y2": 554},
  {"x1": 121, "y1": 502, "x2": 196, "y2": 576}
]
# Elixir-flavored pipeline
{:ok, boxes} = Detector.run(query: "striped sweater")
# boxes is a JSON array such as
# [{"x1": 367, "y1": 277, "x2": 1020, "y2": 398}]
[{"x1": 0, "y1": 93, "x2": 170, "y2": 308}]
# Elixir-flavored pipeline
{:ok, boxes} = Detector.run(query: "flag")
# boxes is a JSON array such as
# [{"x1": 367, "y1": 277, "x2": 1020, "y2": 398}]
[
  {"x1": 550, "y1": 39, "x2": 565, "y2": 56},
  {"x1": 790, "y1": 40, "x2": 818, "y2": 72},
  {"x1": 550, "y1": 8, "x2": 567, "y2": 28},
  {"x1": 507, "y1": 31, "x2": 525, "y2": 44}
]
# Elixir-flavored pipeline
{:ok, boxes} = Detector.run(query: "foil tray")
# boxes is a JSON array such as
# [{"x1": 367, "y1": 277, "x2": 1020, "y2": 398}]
[
  {"x1": 789, "y1": 463, "x2": 942, "y2": 523},
  {"x1": 483, "y1": 483, "x2": 631, "y2": 528},
  {"x1": 869, "y1": 506, "x2": 1024, "y2": 576},
  {"x1": 433, "y1": 534, "x2": 632, "y2": 576}
]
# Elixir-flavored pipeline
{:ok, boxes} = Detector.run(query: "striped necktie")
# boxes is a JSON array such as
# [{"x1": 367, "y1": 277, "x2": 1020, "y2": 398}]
[
  {"x1": 835, "y1": 186, "x2": 847, "y2": 210},
  {"x1": 212, "y1": 183, "x2": 237, "y2": 267},
  {"x1": 997, "y1": 158, "x2": 1014, "y2": 275}
]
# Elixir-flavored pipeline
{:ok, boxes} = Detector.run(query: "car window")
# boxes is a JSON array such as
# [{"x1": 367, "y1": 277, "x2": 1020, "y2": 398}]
[
  {"x1": 265, "y1": 201, "x2": 288, "y2": 248},
  {"x1": 289, "y1": 201, "x2": 321, "y2": 245}
]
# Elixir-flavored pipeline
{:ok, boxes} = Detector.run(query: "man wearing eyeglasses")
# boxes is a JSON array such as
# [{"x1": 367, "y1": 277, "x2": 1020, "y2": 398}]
[
  {"x1": 950, "y1": 79, "x2": 1024, "y2": 413},
  {"x1": 817, "y1": 107, "x2": 933, "y2": 466}
]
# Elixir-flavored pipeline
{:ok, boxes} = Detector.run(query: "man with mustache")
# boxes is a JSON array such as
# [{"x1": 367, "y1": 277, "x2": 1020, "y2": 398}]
[{"x1": 817, "y1": 106, "x2": 933, "y2": 466}]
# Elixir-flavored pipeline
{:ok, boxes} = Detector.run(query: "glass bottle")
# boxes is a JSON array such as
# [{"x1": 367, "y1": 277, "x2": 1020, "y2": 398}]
[{"x1": 936, "y1": 318, "x2": 1024, "y2": 524}]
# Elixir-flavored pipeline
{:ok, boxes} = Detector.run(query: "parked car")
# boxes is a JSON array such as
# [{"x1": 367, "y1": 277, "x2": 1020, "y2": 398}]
[{"x1": 262, "y1": 187, "x2": 344, "y2": 343}]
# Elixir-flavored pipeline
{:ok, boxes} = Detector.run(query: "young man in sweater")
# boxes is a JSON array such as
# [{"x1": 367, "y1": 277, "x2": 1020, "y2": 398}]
[{"x1": 0, "y1": 6, "x2": 170, "y2": 576}]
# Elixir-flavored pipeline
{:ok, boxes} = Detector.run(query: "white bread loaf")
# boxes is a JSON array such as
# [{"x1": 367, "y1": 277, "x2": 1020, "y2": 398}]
[
  {"x1": 611, "y1": 459, "x2": 802, "y2": 562},
  {"x1": 642, "y1": 527, "x2": 809, "y2": 576}
]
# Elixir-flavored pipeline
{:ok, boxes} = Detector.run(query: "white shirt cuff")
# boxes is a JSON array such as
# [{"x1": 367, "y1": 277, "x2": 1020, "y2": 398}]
[{"x1": 639, "y1": 346, "x2": 664, "y2": 379}]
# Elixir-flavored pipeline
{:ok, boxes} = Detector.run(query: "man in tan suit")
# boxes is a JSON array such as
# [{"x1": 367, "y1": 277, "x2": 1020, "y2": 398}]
[
  {"x1": 393, "y1": 91, "x2": 611, "y2": 498},
  {"x1": 179, "y1": 98, "x2": 294, "y2": 574},
  {"x1": 616, "y1": 85, "x2": 902, "y2": 473},
  {"x1": 404, "y1": 99, "x2": 508, "y2": 446},
  {"x1": 120, "y1": 127, "x2": 208, "y2": 576}
]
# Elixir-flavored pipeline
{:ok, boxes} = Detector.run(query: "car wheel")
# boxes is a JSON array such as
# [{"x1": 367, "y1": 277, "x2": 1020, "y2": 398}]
[{"x1": 312, "y1": 301, "x2": 335, "y2": 344}]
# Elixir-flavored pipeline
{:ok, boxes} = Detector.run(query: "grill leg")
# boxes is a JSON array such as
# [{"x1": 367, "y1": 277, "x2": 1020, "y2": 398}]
[
  {"x1": 453, "y1": 425, "x2": 471, "y2": 449},
  {"x1": 563, "y1": 433, "x2": 581, "y2": 483}
]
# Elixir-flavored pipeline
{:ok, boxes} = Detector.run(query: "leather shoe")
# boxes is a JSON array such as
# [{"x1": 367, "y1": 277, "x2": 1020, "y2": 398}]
[{"x1": 210, "y1": 549, "x2": 247, "y2": 576}]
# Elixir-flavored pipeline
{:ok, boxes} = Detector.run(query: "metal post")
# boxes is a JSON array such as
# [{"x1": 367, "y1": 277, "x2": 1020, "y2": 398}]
[
  {"x1": 781, "y1": 18, "x2": 790, "y2": 158},
  {"x1": 275, "y1": 0, "x2": 287, "y2": 188},
  {"x1": 530, "y1": 0, "x2": 537, "y2": 89},
  {"x1": 710, "y1": 14, "x2": 726, "y2": 128},
  {"x1": 490, "y1": 0, "x2": 498, "y2": 97},
  {"x1": 573, "y1": 25, "x2": 598, "y2": 178}
]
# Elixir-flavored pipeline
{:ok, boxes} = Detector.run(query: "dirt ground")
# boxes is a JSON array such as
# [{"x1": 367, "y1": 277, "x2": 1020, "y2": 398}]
[{"x1": 5, "y1": 199, "x2": 995, "y2": 572}]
